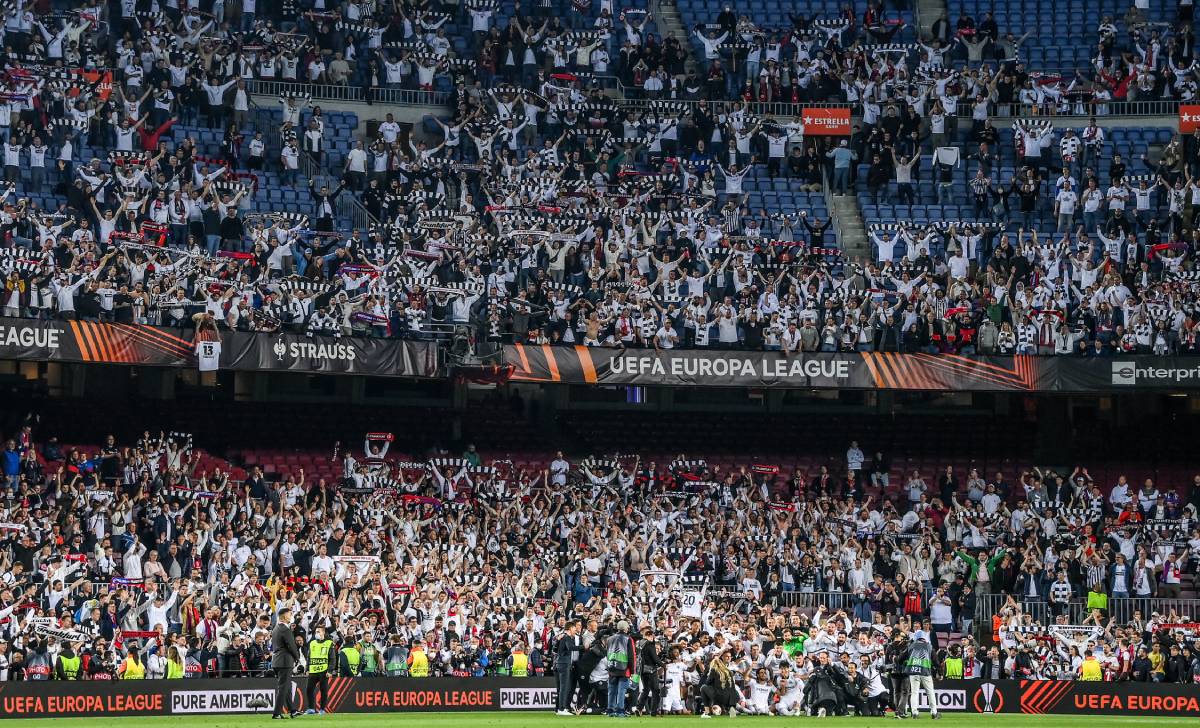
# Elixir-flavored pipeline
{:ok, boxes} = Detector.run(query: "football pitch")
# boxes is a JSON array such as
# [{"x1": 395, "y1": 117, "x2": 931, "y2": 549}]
[{"x1": 0, "y1": 714, "x2": 1193, "y2": 728}]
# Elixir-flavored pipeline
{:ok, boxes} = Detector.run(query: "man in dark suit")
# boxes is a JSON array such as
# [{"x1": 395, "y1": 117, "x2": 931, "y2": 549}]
[
  {"x1": 308, "y1": 180, "x2": 346, "y2": 232},
  {"x1": 271, "y1": 608, "x2": 302, "y2": 719},
  {"x1": 554, "y1": 620, "x2": 580, "y2": 715}
]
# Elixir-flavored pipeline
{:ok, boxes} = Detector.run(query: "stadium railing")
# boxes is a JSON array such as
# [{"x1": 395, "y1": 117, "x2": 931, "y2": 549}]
[
  {"x1": 974, "y1": 593, "x2": 1200, "y2": 626},
  {"x1": 244, "y1": 79, "x2": 453, "y2": 107}
]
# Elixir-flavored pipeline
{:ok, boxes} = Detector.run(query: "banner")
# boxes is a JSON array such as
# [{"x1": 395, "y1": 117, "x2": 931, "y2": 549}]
[
  {"x1": 0, "y1": 677, "x2": 1197, "y2": 717},
  {"x1": 502, "y1": 345, "x2": 1200, "y2": 392},
  {"x1": 74, "y1": 69, "x2": 114, "y2": 102},
  {"x1": 799, "y1": 107, "x2": 851, "y2": 135},
  {"x1": 221, "y1": 330, "x2": 439, "y2": 378},
  {"x1": 0, "y1": 677, "x2": 555, "y2": 718},
  {"x1": 0, "y1": 318, "x2": 438, "y2": 379},
  {"x1": 1181, "y1": 104, "x2": 1200, "y2": 133},
  {"x1": 4, "y1": 316, "x2": 1200, "y2": 392},
  {"x1": 946, "y1": 679, "x2": 1200, "y2": 716}
]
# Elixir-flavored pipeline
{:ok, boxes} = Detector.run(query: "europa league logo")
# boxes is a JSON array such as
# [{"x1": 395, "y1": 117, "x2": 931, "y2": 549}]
[{"x1": 974, "y1": 682, "x2": 1003, "y2": 713}]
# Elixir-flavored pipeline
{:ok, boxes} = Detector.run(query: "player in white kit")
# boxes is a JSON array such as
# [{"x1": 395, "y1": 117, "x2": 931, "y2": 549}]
[
  {"x1": 661, "y1": 651, "x2": 688, "y2": 714},
  {"x1": 775, "y1": 664, "x2": 807, "y2": 716},
  {"x1": 739, "y1": 668, "x2": 775, "y2": 715}
]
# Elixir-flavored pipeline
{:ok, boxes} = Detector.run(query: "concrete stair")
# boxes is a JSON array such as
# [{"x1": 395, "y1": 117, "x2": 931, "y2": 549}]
[
  {"x1": 651, "y1": 0, "x2": 700, "y2": 76},
  {"x1": 916, "y1": 0, "x2": 946, "y2": 39},
  {"x1": 831, "y1": 193, "x2": 870, "y2": 263}
]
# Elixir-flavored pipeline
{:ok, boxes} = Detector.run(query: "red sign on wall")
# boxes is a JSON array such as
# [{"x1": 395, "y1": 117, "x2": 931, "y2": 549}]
[
  {"x1": 800, "y1": 107, "x2": 852, "y2": 136},
  {"x1": 1180, "y1": 105, "x2": 1200, "y2": 132}
]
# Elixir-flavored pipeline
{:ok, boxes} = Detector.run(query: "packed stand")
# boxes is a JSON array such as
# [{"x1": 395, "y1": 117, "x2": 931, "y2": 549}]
[
  {"x1": 1, "y1": 8, "x2": 858, "y2": 351},
  {"x1": 853, "y1": 114, "x2": 1200, "y2": 355},
  {"x1": 836, "y1": 2, "x2": 1200, "y2": 356},
  {"x1": 0, "y1": 0, "x2": 680, "y2": 340},
  {"x1": 1, "y1": 417, "x2": 1199, "y2": 705},
  {"x1": 678, "y1": 0, "x2": 1197, "y2": 109}
]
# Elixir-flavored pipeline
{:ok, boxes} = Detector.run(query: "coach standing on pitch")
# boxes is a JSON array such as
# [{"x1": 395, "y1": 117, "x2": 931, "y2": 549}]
[
  {"x1": 271, "y1": 608, "x2": 303, "y2": 719},
  {"x1": 555, "y1": 621, "x2": 582, "y2": 715}
]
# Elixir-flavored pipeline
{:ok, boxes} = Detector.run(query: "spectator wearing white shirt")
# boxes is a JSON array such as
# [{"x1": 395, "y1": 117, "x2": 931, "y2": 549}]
[
  {"x1": 343, "y1": 140, "x2": 368, "y2": 191},
  {"x1": 847, "y1": 441, "x2": 865, "y2": 474},
  {"x1": 1054, "y1": 181, "x2": 1078, "y2": 233},
  {"x1": 1109, "y1": 475, "x2": 1132, "y2": 509}
]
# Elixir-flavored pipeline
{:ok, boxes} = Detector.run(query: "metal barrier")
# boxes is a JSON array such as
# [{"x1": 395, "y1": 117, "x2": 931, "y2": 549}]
[
  {"x1": 337, "y1": 192, "x2": 379, "y2": 231},
  {"x1": 617, "y1": 97, "x2": 841, "y2": 118},
  {"x1": 778, "y1": 591, "x2": 863, "y2": 611},
  {"x1": 245, "y1": 79, "x2": 452, "y2": 107},
  {"x1": 822, "y1": 167, "x2": 841, "y2": 248},
  {"x1": 610, "y1": 95, "x2": 1180, "y2": 120},
  {"x1": 974, "y1": 592, "x2": 1200, "y2": 625},
  {"x1": 966, "y1": 99, "x2": 1182, "y2": 120},
  {"x1": 245, "y1": 79, "x2": 1182, "y2": 121},
  {"x1": 767, "y1": 590, "x2": 1200, "y2": 625}
]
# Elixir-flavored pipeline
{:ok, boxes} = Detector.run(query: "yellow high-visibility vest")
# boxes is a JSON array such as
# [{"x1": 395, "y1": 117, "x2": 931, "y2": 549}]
[
  {"x1": 121, "y1": 657, "x2": 145, "y2": 680},
  {"x1": 408, "y1": 648, "x2": 429, "y2": 677},
  {"x1": 510, "y1": 652, "x2": 529, "y2": 677}
]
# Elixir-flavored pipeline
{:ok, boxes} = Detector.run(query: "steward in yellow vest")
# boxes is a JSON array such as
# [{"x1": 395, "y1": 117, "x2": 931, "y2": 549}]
[
  {"x1": 507, "y1": 645, "x2": 529, "y2": 677},
  {"x1": 407, "y1": 641, "x2": 430, "y2": 677},
  {"x1": 54, "y1": 647, "x2": 81, "y2": 680},
  {"x1": 339, "y1": 644, "x2": 361, "y2": 676},
  {"x1": 306, "y1": 627, "x2": 334, "y2": 714},
  {"x1": 120, "y1": 651, "x2": 145, "y2": 679},
  {"x1": 309, "y1": 638, "x2": 334, "y2": 674}
]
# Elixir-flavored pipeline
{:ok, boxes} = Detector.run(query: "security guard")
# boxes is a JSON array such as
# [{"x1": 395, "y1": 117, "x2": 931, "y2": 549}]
[
  {"x1": 54, "y1": 643, "x2": 81, "y2": 680},
  {"x1": 407, "y1": 639, "x2": 430, "y2": 677},
  {"x1": 339, "y1": 637, "x2": 362, "y2": 676},
  {"x1": 306, "y1": 626, "x2": 334, "y2": 714},
  {"x1": 1079, "y1": 653, "x2": 1103, "y2": 681},
  {"x1": 165, "y1": 647, "x2": 185, "y2": 679},
  {"x1": 942, "y1": 644, "x2": 964, "y2": 679},
  {"x1": 119, "y1": 649, "x2": 146, "y2": 679},
  {"x1": 506, "y1": 641, "x2": 530, "y2": 677}
]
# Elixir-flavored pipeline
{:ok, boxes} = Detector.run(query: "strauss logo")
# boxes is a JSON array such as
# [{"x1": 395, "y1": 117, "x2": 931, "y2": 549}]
[{"x1": 273, "y1": 339, "x2": 288, "y2": 361}]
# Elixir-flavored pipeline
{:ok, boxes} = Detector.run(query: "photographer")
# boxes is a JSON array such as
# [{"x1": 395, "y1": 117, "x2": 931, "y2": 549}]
[
  {"x1": 885, "y1": 630, "x2": 911, "y2": 718},
  {"x1": 804, "y1": 651, "x2": 848, "y2": 717},
  {"x1": 859, "y1": 654, "x2": 892, "y2": 716}
]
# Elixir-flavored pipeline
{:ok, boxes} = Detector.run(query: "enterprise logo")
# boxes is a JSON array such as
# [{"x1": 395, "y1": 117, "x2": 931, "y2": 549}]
[
  {"x1": 1112, "y1": 361, "x2": 1200, "y2": 385},
  {"x1": 1111, "y1": 362, "x2": 1136, "y2": 385}
]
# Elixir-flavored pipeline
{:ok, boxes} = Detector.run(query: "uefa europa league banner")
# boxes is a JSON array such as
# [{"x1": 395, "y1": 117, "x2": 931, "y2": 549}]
[
  {"x1": 1, "y1": 317, "x2": 1199, "y2": 391},
  {"x1": 502, "y1": 344, "x2": 1200, "y2": 392},
  {"x1": 0, "y1": 677, "x2": 1199, "y2": 718},
  {"x1": 0, "y1": 677, "x2": 557, "y2": 718}
]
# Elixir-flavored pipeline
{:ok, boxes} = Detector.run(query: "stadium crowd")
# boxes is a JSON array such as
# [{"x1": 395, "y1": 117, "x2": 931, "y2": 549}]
[
  {"x1": 0, "y1": 0, "x2": 1197, "y2": 353},
  {"x1": 0, "y1": 420, "x2": 1196, "y2": 719}
]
